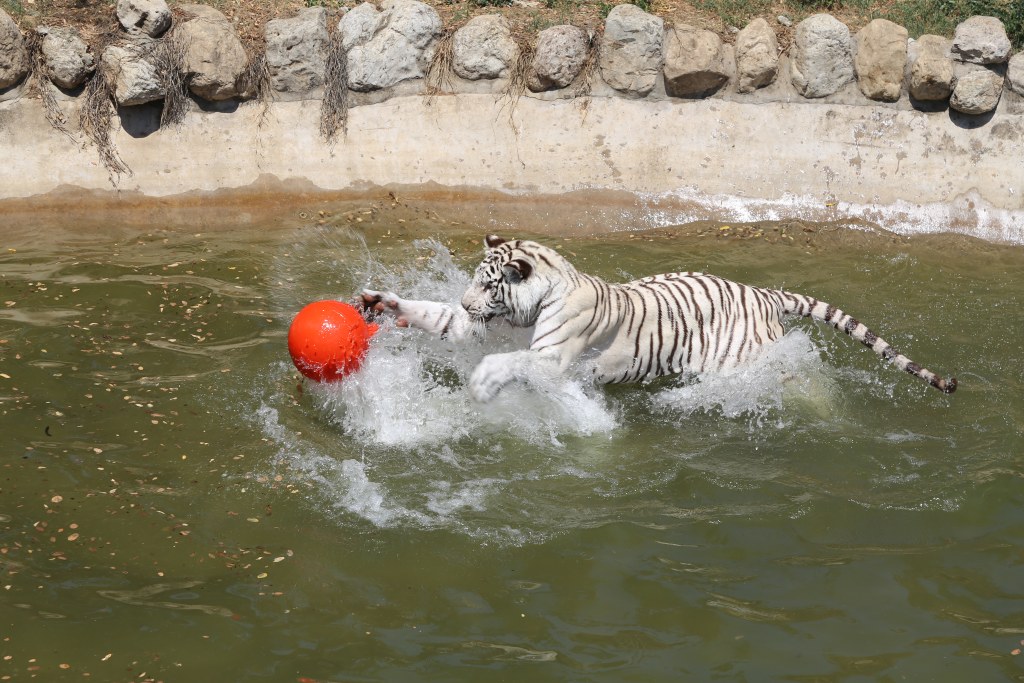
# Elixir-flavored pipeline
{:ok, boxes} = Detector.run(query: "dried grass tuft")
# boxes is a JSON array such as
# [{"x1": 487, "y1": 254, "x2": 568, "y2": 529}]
[
  {"x1": 572, "y1": 28, "x2": 601, "y2": 117},
  {"x1": 239, "y1": 49, "x2": 270, "y2": 102},
  {"x1": 425, "y1": 24, "x2": 460, "y2": 102},
  {"x1": 320, "y1": 28, "x2": 348, "y2": 142}
]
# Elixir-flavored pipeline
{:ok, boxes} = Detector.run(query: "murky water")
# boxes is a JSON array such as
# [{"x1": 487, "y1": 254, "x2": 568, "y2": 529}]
[{"x1": 1, "y1": 203, "x2": 1023, "y2": 682}]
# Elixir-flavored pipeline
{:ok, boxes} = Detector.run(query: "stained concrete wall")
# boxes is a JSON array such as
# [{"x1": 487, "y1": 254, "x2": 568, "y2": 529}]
[{"x1": 2, "y1": 92, "x2": 1022, "y2": 242}]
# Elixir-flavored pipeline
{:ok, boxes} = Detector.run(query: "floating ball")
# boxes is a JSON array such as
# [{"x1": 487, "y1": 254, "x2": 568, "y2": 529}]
[{"x1": 288, "y1": 300, "x2": 378, "y2": 382}]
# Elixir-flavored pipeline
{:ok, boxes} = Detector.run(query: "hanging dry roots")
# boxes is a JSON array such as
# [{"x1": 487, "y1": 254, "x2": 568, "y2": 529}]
[
  {"x1": 79, "y1": 69, "x2": 131, "y2": 180},
  {"x1": 320, "y1": 29, "x2": 348, "y2": 142},
  {"x1": 239, "y1": 47, "x2": 271, "y2": 129},
  {"x1": 153, "y1": 28, "x2": 191, "y2": 128},
  {"x1": 27, "y1": 31, "x2": 72, "y2": 140},
  {"x1": 69, "y1": 17, "x2": 134, "y2": 182},
  {"x1": 499, "y1": 33, "x2": 536, "y2": 131}
]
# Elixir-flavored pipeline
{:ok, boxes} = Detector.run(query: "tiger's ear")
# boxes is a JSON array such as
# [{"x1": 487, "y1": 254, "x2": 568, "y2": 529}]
[
  {"x1": 484, "y1": 235, "x2": 506, "y2": 249},
  {"x1": 502, "y1": 258, "x2": 533, "y2": 284}
]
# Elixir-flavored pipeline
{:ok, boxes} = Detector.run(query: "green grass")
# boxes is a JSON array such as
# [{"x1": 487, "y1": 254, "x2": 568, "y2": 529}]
[
  {"x1": 689, "y1": 0, "x2": 1021, "y2": 46},
  {"x1": 875, "y1": 0, "x2": 1022, "y2": 46},
  {"x1": 598, "y1": 0, "x2": 652, "y2": 18},
  {"x1": 872, "y1": 0, "x2": 958, "y2": 39},
  {"x1": 932, "y1": 0, "x2": 1023, "y2": 46},
  {"x1": 689, "y1": 0, "x2": 773, "y2": 29},
  {"x1": 0, "y1": 0, "x2": 26, "y2": 17},
  {"x1": 790, "y1": 0, "x2": 871, "y2": 11}
]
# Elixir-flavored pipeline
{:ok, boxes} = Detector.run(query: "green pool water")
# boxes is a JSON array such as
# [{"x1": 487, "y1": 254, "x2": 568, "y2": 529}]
[{"x1": 1, "y1": 205, "x2": 1022, "y2": 682}]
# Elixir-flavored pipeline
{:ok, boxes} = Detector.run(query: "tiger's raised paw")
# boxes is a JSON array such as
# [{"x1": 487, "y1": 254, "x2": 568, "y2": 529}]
[{"x1": 358, "y1": 289, "x2": 410, "y2": 328}]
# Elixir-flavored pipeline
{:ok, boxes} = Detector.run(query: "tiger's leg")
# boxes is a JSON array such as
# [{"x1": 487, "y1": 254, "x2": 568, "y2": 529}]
[
  {"x1": 469, "y1": 350, "x2": 562, "y2": 402},
  {"x1": 358, "y1": 290, "x2": 474, "y2": 339},
  {"x1": 591, "y1": 348, "x2": 637, "y2": 384}
]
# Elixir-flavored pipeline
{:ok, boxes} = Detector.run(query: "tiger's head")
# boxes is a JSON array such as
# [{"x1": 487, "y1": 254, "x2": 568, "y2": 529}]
[{"x1": 461, "y1": 235, "x2": 565, "y2": 327}]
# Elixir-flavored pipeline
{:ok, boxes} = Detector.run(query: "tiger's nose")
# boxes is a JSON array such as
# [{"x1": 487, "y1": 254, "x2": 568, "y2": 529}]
[{"x1": 462, "y1": 287, "x2": 484, "y2": 313}]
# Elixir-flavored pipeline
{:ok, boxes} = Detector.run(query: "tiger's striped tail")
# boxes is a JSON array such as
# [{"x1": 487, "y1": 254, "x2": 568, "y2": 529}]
[{"x1": 777, "y1": 292, "x2": 957, "y2": 394}]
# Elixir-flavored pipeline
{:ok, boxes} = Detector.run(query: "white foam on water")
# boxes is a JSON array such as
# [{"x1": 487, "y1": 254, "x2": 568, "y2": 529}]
[
  {"x1": 255, "y1": 401, "x2": 426, "y2": 527},
  {"x1": 630, "y1": 187, "x2": 1024, "y2": 244},
  {"x1": 303, "y1": 319, "x2": 620, "y2": 449},
  {"x1": 425, "y1": 478, "x2": 500, "y2": 516},
  {"x1": 257, "y1": 389, "x2": 570, "y2": 543},
  {"x1": 649, "y1": 330, "x2": 837, "y2": 422}
]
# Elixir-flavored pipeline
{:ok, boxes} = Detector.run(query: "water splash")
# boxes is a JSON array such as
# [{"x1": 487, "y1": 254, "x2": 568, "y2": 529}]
[
  {"x1": 649, "y1": 330, "x2": 837, "y2": 422},
  {"x1": 256, "y1": 401, "x2": 426, "y2": 528},
  {"x1": 306, "y1": 342, "x2": 620, "y2": 449}
]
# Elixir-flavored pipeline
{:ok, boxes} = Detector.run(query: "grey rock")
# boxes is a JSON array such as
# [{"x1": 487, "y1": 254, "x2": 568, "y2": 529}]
[
  {"x1": 1009, "y1": 52, "x2": 1024, "y2": 96},
  {"x1": 790, "y1": 13, "x2": 854, "y2": 98},
  {"x1": 528, "y1": 24, "x2": 588, "y2": 92},
  {"x1": 177, "y1": 4, "x2": 248, "y2": 101},
  {"x1": 735, "y1": 17, "x2": 778, "y2": 93},
  {"x1": 116, "y1": 0, "x2": 172, "y2": 38},
  {"x1": 951, "y1": 15, "x2": 1011, "y2": 65},
  {"x1": 37, "y1": 25, "x2": 95, "y2": 89},
  {"x1": 0, "y1": 9, "x2": 28, "y2": 90},
  {"x1": 346, "y1": 0, "x2": 441, "y2": 92},
  {"x1": 663, "y1": 24, "x2": 730, "y2": 97},
  {"x1": 854, "y1": 18, "x2": 907, "y2": 102},
  {"x1": 339, "y1": 3, "x2": 380, "y2": 52},
  {"x1": 598, "y1": 3, "x2": 663, "y2": 96},
  {"x1": 950, "y1": 62, "x2": 1003, "y2": 114},
  {"x1": 265, "y1": 7, "x2": 329, "y2": 94},
  {"x1": 101, "y1": 44, "x2": 164, "y2": 106},
  {"x1": 909, "y1": 34, "x2": 952, "y2": 101},
  {"x1": 453, "y1": 14, "x2": 518, "y2": 81},
  {"x1": 777, "y1": 15, "x2": 792, "y2": 27}
]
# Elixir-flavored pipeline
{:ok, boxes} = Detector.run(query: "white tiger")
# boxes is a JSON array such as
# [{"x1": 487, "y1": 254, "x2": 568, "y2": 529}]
[{"x1": 359, "y1": 235, "x2": 957, "y2": 402}]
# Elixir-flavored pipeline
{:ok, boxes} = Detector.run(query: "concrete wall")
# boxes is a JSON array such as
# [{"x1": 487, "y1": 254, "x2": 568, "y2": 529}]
[{"x1": 2, "y1": 92, "x2": 1022, "y2": 242}]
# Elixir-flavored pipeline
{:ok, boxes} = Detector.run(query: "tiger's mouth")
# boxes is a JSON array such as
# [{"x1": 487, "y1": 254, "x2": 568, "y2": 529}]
[{"x1": 463, "y1": 302, "x2": 499, "y2": 324}]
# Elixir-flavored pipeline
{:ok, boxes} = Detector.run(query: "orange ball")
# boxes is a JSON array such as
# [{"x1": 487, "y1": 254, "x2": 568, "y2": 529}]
[{"x1": 288, "y1": 300, "x2": 379, "y2": 382}]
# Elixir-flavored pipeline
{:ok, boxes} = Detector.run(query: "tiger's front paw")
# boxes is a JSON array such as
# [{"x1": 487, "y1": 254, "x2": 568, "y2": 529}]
[
  {"x1": 358, "y1": 289, "x2": 410, "y2": 328},
  {"x1": 469, "y1": 355, "x2": 515, "y2": 403}
]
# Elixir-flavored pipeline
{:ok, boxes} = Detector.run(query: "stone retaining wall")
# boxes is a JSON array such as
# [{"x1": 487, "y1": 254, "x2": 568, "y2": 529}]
[{"x1": 1, "y1": 3, "x2": 1023, "y2": 241}]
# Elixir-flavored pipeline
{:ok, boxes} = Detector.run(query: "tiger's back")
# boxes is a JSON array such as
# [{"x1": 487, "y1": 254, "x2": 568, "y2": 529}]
[{"x1": 592, "y1": 273, "x2": 788, "y2": 383}]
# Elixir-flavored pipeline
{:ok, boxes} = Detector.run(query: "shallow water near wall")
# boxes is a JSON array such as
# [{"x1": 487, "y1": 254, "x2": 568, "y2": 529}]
[{"x1": 1, "y1": 206, "x2": 1023, "y2": 681}]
